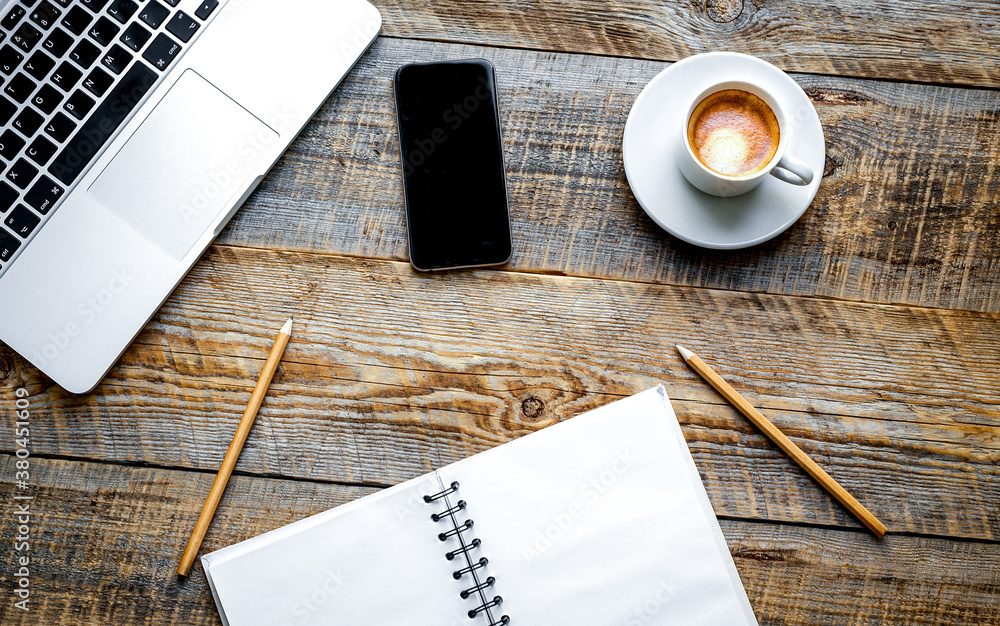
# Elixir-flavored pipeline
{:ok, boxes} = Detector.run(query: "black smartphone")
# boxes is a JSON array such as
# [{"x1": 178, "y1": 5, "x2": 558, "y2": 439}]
[{"x1": 394, "y1": 59, "x2": 513, "y2": 271}]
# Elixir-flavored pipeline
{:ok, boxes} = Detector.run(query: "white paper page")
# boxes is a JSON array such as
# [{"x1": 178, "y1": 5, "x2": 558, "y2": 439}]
[
  {"x1": 202, "y1": 471, "x2": 472, "y2": 626},
  {"x1": 437, "y1": 386, "x2": 758, "y2": 625}
]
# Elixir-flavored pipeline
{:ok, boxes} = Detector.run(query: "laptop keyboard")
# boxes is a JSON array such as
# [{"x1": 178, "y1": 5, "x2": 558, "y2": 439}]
[{"x1": 0, "y1": 0, "x2": 221, "y2": 275}]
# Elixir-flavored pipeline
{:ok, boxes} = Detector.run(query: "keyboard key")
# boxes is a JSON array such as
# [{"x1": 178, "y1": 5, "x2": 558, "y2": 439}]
[
  {"x1": 107, "y1": 0, "x2": 138, "y2": 24},
  {"x1": 142, "y1": 33, "x2": 179, "y2": 71},
  {"x1": 7, "y1": 158, "x2": 38, "y2": 190},
  {"x1": 63, "y1": 89, "x2": 94, "y2": 119},
  {"x1": 80, "y1": 0, "x2": 112, "y2": 14},
  {"x1": 0, "y1": 181, "x2": 18, "y2": 212},
  {"x1": 101, "y1": 42, "x2": 130, "y2": 74},
  {"x1": 4, "y1": 73, "x2": 36, "y2": 103},
  {"x1": 0, "y1": 45, "x2": 23, "y2": 75},
  {"x1": 88, "y1": 15, "x2": 119, "y2": 46},
  {"x1": 139, "y1": 1, "x2": 169, "y2": 29},
  {"x1": 69, "y1": 38, "x2": 100, "y2": 68},
  {"x1": 26, "y1": 135, "x2": 57, "y2": 166},
  {"x1": 0, "y1": 95, "x2": 16, "y2": 125},
  {"x1": 83, "y1": 66, "x2": 112, "y2": 96},
  {"x1": 31, "y1": 83, "x2": 61, "y2": 113},
  {"x1": 119, "y1": 21, "x2": 149, "y2": 51},
  {"x1": 24, "y1": 50, "x2": 55, "y2": 80},
  {"x1": 0, "y1": 228, "x2": 21, "y2": 261},
  {"x1": 5, "y1": 205, "x2": 40, "y2": 237},
  {"x1": 11, "y1": 22, "x2": 44, "y2": 53},
  {"x1": 0, "y1": 129, "x2": 24, "y2": 160},
  {"x1": 13, "y1": 107, "x2": 44, "y2": 136},
  {"x1": 1, "y1": 6, "x2": 26, "y2": 31},
  {"x1": 162, "y1": 0, "x2": 180, "y2": 6},
  {"x1": 51, "y1": 60, "x2": 82, "y2": 90},
  {"x1": 44, "y1": 111, "x2": 75, "y2": 142},
  {"x1": 194, "y1": 1, "x2": 219, "y2": 20},
  {"x1": 49, "y1": 62, "x2": 156, "y2": 185},
  {"x1": 42, "y1": 27, "x2": 73, "y2": 57},
  {"x1": 24, "y1": 175, "x2": 62, "y2": 213},
  {"x1": 60, "y1": 6, "x2": 92, "y2": 35},
  {"x1": 29, "y1": 1, "x2": 63, "y2": 29},
  {"x1": 165, "y1": 11, "x2": 198, "y2": 42},
  {"x1": 52, "y1": 0, "x2": 73, "y2": 6}
]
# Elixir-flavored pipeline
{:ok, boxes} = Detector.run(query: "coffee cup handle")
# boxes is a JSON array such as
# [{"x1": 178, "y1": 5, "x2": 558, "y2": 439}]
[{"x1": 770, "y1": 155, "x2": 814, "y2": 186}]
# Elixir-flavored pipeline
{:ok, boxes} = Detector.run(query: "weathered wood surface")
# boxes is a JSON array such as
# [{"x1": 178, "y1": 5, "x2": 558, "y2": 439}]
[
  {"x1": 0, "y1": 456, "x2": 997, "y2": 625},
  {"x1": 219, "y1": 38, "x2": 1000, "y2": 312},
  {"x1": 2, "y1": 247, "x2": 997, "y2": 541},
  {"x1": 371, "y1": 0, "x2": 1000, "y2": 88}
]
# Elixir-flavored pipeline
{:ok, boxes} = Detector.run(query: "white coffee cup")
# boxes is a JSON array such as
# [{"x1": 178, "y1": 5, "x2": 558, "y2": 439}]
[{"x1": 676, "y1": 80, "x2": 814, "y2": 197}]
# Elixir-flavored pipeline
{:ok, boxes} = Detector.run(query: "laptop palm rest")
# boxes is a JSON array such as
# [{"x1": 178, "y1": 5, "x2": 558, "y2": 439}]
[{"x1": 89, "y1": 69, "x2": 277, "y2": 261}]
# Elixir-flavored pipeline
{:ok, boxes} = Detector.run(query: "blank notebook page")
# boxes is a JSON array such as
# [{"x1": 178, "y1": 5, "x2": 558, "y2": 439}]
[{"x1": 437, "y1": 386, "x2": 756, "y2": 624}]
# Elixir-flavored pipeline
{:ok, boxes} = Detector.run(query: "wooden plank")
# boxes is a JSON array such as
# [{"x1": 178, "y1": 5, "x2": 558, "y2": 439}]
[
  {"x1": 217, "y1": 38, "x2": 1000, "y2": 312},
  {"x1": 725, "y1": 521, "x2": 1000, "y2": 625},
  {"x1": 2, "y1": 246, "x2": 997, "y2": 540},
  {"x1": 0, "y1": 456, "x2": 997, "y2": 625},
  {"x1": 371, "y1": 0, "x2": 1000, "y2": 88}
]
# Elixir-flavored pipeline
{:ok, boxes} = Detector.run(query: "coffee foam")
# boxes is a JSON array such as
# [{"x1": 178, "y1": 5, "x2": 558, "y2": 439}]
[{"x1": 687, "y1": 89, "x2": 780, "y2": 177}]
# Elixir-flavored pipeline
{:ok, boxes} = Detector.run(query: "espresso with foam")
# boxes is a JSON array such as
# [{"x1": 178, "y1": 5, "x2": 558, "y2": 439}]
[{"x1": 687, "y1": 89, "x2": 780, "y2": 177}]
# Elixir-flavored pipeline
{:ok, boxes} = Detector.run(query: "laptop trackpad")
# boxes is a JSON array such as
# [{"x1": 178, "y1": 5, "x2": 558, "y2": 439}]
[{"x1": 89, "y1": 70, "x2": 277, "y2": 261}]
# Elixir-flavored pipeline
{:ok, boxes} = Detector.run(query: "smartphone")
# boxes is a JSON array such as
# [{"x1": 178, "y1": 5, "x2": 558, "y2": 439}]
[{"x1": 394, "y1": 59, "x2": 513, "y2": 271}]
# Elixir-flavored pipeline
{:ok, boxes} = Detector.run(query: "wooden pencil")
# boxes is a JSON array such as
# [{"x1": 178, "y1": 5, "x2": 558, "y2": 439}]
[
  {"x1": 177, "y1": 317, "x2": 295, "y2": 577},
  {"x1": 676, "y1": 345, "x2": 887, "y2": 538}
]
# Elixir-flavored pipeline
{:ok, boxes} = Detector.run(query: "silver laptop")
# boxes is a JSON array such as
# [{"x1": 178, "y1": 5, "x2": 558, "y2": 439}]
[{"x1": 0, "y1": 0, "x2": 381, "y2": 392}]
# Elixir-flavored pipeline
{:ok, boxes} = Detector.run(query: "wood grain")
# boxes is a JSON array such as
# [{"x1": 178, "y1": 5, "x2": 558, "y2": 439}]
[
  {"x1": 2, "y1": 247, "x2": 997, "y2": 540},
  {"x1": 371, "y1": 0, "x2": 1000, "y2": 88},
  {"x1": 0, "y1": 456, "x2": 996, "y2": 625},
  {"x1": 680, "y1": 346, "x2": 888, "y2": 537},
  {"x1": 217, "y1": 37, "x2": 1000, "y2": 312}
]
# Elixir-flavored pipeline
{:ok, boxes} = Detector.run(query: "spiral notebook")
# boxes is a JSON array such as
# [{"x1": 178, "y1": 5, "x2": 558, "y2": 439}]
[{"x1": 201, "y1": 386, "x2": 758, "y2": 625}]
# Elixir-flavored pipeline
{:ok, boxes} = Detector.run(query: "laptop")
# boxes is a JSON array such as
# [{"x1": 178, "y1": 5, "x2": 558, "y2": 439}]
[{"x1": 0, "y1": 0, "x2": 381, "y2": 392}]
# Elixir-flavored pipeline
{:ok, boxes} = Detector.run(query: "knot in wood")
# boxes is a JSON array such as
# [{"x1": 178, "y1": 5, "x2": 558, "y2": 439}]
[
  {"x1": 0, "y1": 355, "x2": 9, "y2": 381},
  {"x1": 521, "y1": 396, "x2": 545, "y2": 419},
  {"x1": 706, "y1": 0, "x2": 743, "y2": 23}
]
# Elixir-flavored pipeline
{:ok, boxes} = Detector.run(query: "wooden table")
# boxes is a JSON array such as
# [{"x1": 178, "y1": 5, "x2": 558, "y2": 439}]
[{"x1": 2, "y1": 1, "x2": 999, "y2": 624}]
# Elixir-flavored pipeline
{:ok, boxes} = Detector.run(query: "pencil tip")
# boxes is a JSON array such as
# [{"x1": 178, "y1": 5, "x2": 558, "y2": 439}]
[
  {"x1": 281, "y1": 317, "x2": 293, "y2": 335},
  {"x1": 676, "y1": 345, "x2": 694, "y2": 361}
]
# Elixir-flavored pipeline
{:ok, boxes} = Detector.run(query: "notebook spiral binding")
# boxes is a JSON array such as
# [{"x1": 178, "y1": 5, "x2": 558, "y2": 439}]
[{"x1": 425, "y1": 481, "x2": 510, "y2": 625}]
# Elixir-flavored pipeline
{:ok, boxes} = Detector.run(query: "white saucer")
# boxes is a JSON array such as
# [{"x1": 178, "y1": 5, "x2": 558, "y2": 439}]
[{"x1": 623, "y1": 52, "x2": 825, "y2": 249}]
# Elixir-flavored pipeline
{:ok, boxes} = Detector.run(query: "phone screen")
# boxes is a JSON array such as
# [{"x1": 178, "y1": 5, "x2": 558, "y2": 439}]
[{"x1": 394, "y1": 60, "x2": 512, "y2": 271}]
